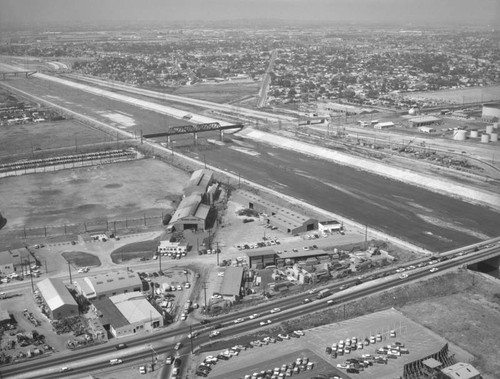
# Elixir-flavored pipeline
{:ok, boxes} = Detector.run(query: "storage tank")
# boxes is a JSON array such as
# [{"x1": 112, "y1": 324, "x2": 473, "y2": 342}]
[
  {"x1": 481, "y1": 134, "x2": 490, "y2": 143},
  {"x1": 469, "y1": 130, "x2": 479, "y2": 138},
  {"x1": 486, "y1": 124, "x2": 494, "y2": 134},
  {"x1": 453, "y1": 130, "x2": 467, "y2": 141},
  {"x1": 490, "y1": 133, "x2": 498, "y2": 142},
  {"x1": 494, "y1": 122, "x2": 499, "y2": 130}
]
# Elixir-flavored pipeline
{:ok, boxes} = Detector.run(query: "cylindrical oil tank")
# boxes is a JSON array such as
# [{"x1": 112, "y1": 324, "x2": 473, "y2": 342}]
[
  {"x1": 490, "y1": 133, "x2": 498, "y2": 142},
  {"x1": 481, "y1": 134, "x2": 490, "y2": 143},
  {"x1": 453, "y1": 130, "x2": 467, "y2": 140},
  {"x1": 486, "y1": 125, "x2": 494, "y2": 134},
  {"x1": 469, "y1": 130, "x2": 479, "y2": 138},
  {"x1": 494, "y1": 122, "x2": 499, "y2": 130}
]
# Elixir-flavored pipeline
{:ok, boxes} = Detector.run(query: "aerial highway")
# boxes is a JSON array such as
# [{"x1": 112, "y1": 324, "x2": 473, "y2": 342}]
[{"x1": 3, "y1": 239, "x2": 500, "y2": 379}]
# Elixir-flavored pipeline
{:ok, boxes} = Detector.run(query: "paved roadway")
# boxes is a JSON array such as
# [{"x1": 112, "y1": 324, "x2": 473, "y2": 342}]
[
  {"x1": 3, "y1": 241, "x2": 499, "y2": 379},
  {"x1": 2, "y1": 76, "x2": 499, "y2": 252}
]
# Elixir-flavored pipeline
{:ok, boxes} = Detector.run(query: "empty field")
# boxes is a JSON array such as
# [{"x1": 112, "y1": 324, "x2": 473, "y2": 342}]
[
  {"x1": 0, "y1": 158, "x2": 189, "y2": 229},
  {"x1": 403, "y1": 85, "x2": 500, "y2": 104},
  {"x1": 173, "y1": 81, "x2": 259, "y2": 104}
]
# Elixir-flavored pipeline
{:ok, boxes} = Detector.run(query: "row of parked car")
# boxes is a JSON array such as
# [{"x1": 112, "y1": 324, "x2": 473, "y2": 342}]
[
  {"x1": 237, "y1": 238, "x2": 280, "y2": 250},
  {"x1": 241, "y1": 356, "x2": 315, "y2": 379},
  {"x1": 196, "y1": 345, "x2": 246, "y2": 377}
]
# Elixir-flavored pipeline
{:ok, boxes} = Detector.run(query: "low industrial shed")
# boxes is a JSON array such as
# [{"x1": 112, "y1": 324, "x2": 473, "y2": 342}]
[
  {"x1": 219, "y1": 267, "x2": 244, "y2": 302},
  {"x1": 36, "y1": 278, "x2": 79, "y2": 320}
]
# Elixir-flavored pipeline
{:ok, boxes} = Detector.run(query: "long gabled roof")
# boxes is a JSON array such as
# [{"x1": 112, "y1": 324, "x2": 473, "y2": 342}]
[{"x1": 37, "y1": 278, "x2": 77, "y2": 311}]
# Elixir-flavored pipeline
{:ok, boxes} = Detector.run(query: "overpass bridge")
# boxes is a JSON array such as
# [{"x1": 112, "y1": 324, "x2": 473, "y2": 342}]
[
  {"x1": 142, "y1": 122, "x2": 244, "y2": 145},
  {"x1": 0, "y1": 70, "x2": 37, "y2": 80}
]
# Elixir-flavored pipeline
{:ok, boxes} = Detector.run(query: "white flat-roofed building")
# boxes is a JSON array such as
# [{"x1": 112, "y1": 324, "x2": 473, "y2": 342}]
[
  {"x1": 441, "y1": 362, "x2": 481, "y2": 379},
  {"x1": 36, "y1": 278, "x2": 78, "y2": 320},
  {"x1": 318, "y1": 220, "x2": 343, "y2": 233},
  {"x1": 75, "y1": 271, "x2": 142, "y2": 300},
  {"x1": 92, "y1": 292, "x2": 163, "y2": 338},
  {"x1": 374, "y1": 121, "x2": 395, "y2": 129},
  {"x1": 157, "y1": 240, "x2": 188, "y2": 255},
  {"x1": 409, "y1": 115, "x2": 441, "y2": 128}
]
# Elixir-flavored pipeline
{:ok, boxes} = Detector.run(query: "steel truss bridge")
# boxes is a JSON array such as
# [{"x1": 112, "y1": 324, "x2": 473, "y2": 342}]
[
  {"x1": 143, "y1": 122, "x2": 244, "y2": 144},
  {"x1": 0, "y1": 70, "x2": 37, "y2": 80}
]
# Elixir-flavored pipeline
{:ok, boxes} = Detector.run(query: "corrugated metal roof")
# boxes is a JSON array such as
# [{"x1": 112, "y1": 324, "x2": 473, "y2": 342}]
[
  {"x1": 84, "y1": 271, "x2": 141, "y2": 297},
  {"x1": 170, "y1": 193, "x2": 203, "y2": 223},
  {"x1": 37, "y1": 278, "x2": 78, "y2": 312}
]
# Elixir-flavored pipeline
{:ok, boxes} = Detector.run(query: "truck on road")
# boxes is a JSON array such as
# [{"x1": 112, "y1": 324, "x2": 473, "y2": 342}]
[{"x1": 316, "y1": 289, "x2": 332, "y2": 299}]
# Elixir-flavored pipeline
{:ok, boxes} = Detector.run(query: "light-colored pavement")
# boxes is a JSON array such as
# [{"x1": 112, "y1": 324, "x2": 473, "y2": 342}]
[{"x1": 239, "y1": 128, "x2": 500, "y2": 210}]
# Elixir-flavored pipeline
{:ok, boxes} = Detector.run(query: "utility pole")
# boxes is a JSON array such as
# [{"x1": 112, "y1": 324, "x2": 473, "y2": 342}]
[
  {"x1": 216, "y1": 242, "x2": 220, "y2": 266},
  {"x1": 189, "y1": 325, "x2": 194, "y2": 354},
  {"x1": 204, "y1": 154, "x2": 207, "y2": 169},
  {"x1": 203, "y1": 282, "x2": 208, "y2": 312},
  {"x1": 28, "y1": 256, "x2": 34, "y2": 293},
  {"x1": 159, "y1": 251, "x2": 162, "y2": 273},
  {"x1": 364, "y1": 225, "x2": 368, "y2": 243},
  {"x1": 68, "y1": 261, "x2": 72, "y2": 284}
]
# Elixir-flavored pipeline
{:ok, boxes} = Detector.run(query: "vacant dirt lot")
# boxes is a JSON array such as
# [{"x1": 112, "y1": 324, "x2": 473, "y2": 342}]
[
  {"x1": 400, "y1": 273, "x2": 500, "y2": 379},
  {"x1": 173, "y1": 81, "x2": 259, "y2": 104},
  {"x1": 403, "y1": 85, "x2": 500, "y2": 104},
  {"x1": 0, "y1": 158, "x2": 189, "y2": 229}
]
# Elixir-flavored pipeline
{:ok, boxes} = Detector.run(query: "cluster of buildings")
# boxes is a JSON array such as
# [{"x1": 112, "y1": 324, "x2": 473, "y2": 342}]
[
  {"x1": 33, "y1": 271, "x2": 164, "y2": 339},
  {"x1": 4, "y1": 26, "x2": 497, "y2": 111},
  {"x1": 167, "y1": 169, "x2": 217, "y2": 232}
]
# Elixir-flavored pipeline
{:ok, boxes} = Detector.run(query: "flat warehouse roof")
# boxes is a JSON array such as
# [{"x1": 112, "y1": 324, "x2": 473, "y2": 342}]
[
  {"x1": 278, "y1": 249, "x2": 328, "y2": 259},
  {"x1": 245, "y1": 249, "x2": 276, "y2": 258},
  {"x1": 220, "y1": 267, "x2": 243, "y2": 296},
  {"x1": 409, "y1": 116, "x2": 441, "y2": 122}
]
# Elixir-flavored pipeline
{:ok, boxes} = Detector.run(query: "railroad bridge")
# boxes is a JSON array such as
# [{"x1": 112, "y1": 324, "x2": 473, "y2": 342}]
[
  {"x1": 0, "y1": 70, "x2": 37, "y2": 80},
  {"x1": 143, "y1": 122, "x2": 244, "y2": 145}
]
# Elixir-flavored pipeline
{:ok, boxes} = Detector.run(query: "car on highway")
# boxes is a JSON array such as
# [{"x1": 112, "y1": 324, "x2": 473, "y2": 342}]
[
  {"x1": 209, "y1": 330, "x2": 220, "y2": 338},
  {"x1": 115, "y1": 343, "x2": 127, "y2": 350},
  {"x1": 248, "y1": 313, "x2": 260, "y2": 319},
  {"x1": 165, "y1": 355, "x2": 174, "y2": 365},
  {"x1": 430, "y1": 267, "x2": 439, "y2": 273},
  {"x1": 260, "y1": 320, "x2": 272, "y2": 326},
  {"x1": 174, "y1": 342, "x2": 182, "y2": 350},
  {"x1": 407, "y1": 265, "x2": 416, "y2": 270},
  {"x1": 234, "y1": 317, "x2": 245, "y2": 324},
  {"x1": 399, "y1": 273, "x2": 409, "y2": 279},
  {"x1": 59, "y1": 367, "x2": 72, "y2": 372},
  {"x1": 270, "y1": 307, "x2": 281, "y2": 313},
  {"x1": 339, "y1": 285, "x2": 349, "y2": 290},
  {"x1": 187, "y1": 331, "x2": 199, "y2": 339},
  {"x1": 110, "y1": 358, "x2": 122, "y2": 365},
  {"x1": 303, "y1": 298, "x2": 312, "y2": 304},
  {"x1": 327, "y1": 299, "x2": 336, "y2": 306},
  {"x1": 395, "y1": 268, "x2": 405, "y2": 273}
]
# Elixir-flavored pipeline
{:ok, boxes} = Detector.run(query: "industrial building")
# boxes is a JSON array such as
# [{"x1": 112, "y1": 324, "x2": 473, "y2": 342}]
[
  {"x1": 481, "y1": 103, "x2": 500, "y2": 122},
  {"x1": 409, "y1": 115, "x2": 441, "y2": 128},
  {"x1": 318, "y1": 220, "x2": 343, "y2": 233},
  {"x1": 373, "y1": 121, "x2": 395, "y2": 129},
  {"x1": 246, "y1": 248, "x2": 330, "y2": 269},
  {"x1": 36, "y1": 278, "x2": 79, "y2": 320},
  {"x1": 219, "y1": 266, "x2": 244, "y2": 302},
  {"x1": 74, "y1": 271, "x2": 142, "y2": 300},
  {"x1": 167, "y1": 169, "x2": 216, "y2": 232},
  {"x1": 441, "y1": 362, "x2": 481, "y2": 379},
  {"x1": 418, "y1": 126, "x2": 436, "y2": 133},
  {"x1": 168, "y1": 193, "x2": 211, "y2": 232},
  {"x1": 0, "y1": 248, "x2": 32, "y2": 276},
  {"x1": 91, "y1": 292, "x2": 163, "y2": 338},
  {"x1": 232, "y1": 190, "x2": 318, "y2": 234},
  {"x1": 157, "y1": 240, "x2": 189, "y2": 255}
]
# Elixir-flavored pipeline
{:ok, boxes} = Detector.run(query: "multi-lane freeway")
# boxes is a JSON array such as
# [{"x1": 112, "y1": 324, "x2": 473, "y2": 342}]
[{"x1": 3, "y1": 239, "x2": 499, "y2": 379}]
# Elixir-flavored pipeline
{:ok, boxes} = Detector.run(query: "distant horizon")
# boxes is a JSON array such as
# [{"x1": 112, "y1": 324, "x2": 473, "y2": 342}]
[{"x1": 0, "y1": 0, "x2": 499, "y2": 30}]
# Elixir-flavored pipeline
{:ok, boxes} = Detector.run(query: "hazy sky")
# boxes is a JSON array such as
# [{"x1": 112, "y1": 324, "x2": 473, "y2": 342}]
[{"x1": 0, "y1": 0, "x2": 499, "y2": 27}]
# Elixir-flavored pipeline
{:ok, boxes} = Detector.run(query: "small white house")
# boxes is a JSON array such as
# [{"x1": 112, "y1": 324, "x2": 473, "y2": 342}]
[
  {"x1": 157, "y1": 241, "x2": 188, "y2": 256},
  {"x1": 418, "y1": 126, "x2": 436, "y2": 133}
]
